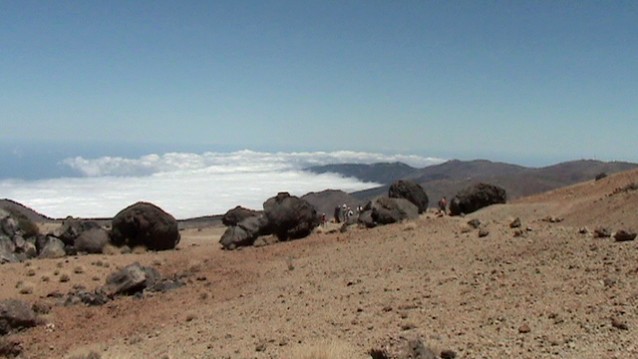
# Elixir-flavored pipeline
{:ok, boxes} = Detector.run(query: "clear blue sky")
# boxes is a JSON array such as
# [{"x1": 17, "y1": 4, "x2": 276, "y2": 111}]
[{"x1": 2, "y1": 1, "x2": 637, "y2": 165}]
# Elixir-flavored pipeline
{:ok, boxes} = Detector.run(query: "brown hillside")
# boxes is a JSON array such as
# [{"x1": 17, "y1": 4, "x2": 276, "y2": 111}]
[
  {"x1": 0, "y1": 198, "x2": 52, "y2": 222},
  {"x1": 3, "y1": 169, "x2": 638, "y2": 358}
]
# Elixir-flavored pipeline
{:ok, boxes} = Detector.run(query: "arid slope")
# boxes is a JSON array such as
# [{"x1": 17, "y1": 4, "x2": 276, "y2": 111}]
[{"x1": 4, "y1": 169, "x2": 638, "y2": 358}]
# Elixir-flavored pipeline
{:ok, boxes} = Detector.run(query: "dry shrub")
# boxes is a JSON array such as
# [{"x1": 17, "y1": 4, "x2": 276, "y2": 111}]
[
  {"x1": 66, "y1": 349, "x2": 133, "y2": 359},
  {"x1": 131, "y1": 245, "x2": 147, "y2": 254},
  {"x1": 402, "y1": 222, "x2": 417, "y2": 231},
  {"x1": 67, "y1": 350, "x2": 102, "y2": 359},
  {"x1": 286, "y1": 340, "x2": 365, "y2": 359},
  {"x1": 102, "y1": 243, "x2": 121, "y2": 256}
]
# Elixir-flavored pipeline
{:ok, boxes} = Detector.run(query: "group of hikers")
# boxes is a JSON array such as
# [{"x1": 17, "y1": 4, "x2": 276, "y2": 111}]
[
  {"x1": 332, "y1": 203, "x2": 361, "y2": 224},
  {"x1": 322, "y1": 196, "x2": 449, "y2": 226}
]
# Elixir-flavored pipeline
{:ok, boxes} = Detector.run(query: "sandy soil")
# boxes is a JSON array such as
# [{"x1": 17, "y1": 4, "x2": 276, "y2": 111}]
[{"x1": 3, "y1": 169, "x2": 638, "y2": 359}]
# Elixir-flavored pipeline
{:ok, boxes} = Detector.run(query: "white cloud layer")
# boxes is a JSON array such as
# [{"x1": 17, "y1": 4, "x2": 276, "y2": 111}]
[
  {"x1": 1, "y1": 150, "x2": 444, "y2": 219},
  {"x1": 62, "y1": 150, "x2": 443, "y2": 177}
]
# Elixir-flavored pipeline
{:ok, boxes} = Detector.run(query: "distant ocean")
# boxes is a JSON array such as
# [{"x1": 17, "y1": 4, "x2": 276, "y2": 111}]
[{"x1": 0, "y1": 141, "x2": 443, "y2": 219}]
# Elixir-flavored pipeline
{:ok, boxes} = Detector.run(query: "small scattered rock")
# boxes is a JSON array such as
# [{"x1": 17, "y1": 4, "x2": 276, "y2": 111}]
[
  {"x1": 614, "y1": 230, "x2": 637, "y2": 242},
  {"x1": 594, "y1": 227, "x2": 611, "y2": 238},
  {"x1": 478, "y1": 228, "x2": 490, "y2": 238},
  {"x1": 611, "y1": 318, "x2": 629, "y2": 330},
  {"x1": 543, "y1": 216, "x2": 564, "y2": 223},
  {"x1": 467, "y1": 219, "x2": 481, "y2": 229},
  {"x1": 368, "y1": 348, "x2": 391, "y2": 359},
  {"x1": 518, "y1": 323, "x2": 531, "y2": 333},
  {"x1": 440, "y1": 349, "x2": 457, "y2": 359},
  {"x1": 405, "y1": 339, "x2": 437, "y2": 359},
  {"x1": 18, "y1": 283, "x2": 33, "y2": 295},
  {"x1": 0, "y1": 337, "x2": 23, "y2": 358}
]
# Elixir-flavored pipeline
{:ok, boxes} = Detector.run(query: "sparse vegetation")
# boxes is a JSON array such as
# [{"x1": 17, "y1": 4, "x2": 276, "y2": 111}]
[
  {"x1": 68, "y1": 351, "x2": 102, "y2": 359},
  {"x1": 287, "y1": 341, "x2": 363, "y2": 359},
  {"x1": 368, "y1": 348, "x2": 391, "y2": 359}
]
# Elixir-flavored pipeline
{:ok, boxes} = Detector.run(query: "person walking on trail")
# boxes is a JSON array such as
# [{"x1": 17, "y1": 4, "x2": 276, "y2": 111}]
[{"x1": 438, "y1": 196, "x2": 448, "y2": 215}]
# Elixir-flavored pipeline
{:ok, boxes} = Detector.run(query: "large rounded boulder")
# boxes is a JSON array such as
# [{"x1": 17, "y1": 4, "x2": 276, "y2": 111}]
[
  {"x1": 449, "y1": 183, "x2": 506, "y2": 216},
  {"x1": 75, "y1": 228, "x2": 110, "y2": 254},
  {"x1": 388, "y1": 180, "x2": 429, "y2": 214},
  {"x1": 263, "y1": 192, "x2": 320, "y2": 241},
  {"x1": 110, "y1": 202, "x2": 180, "y2": 251}
]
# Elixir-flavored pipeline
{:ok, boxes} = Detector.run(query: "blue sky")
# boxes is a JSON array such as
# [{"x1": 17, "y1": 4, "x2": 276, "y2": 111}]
[{"x1": 2, "y1": 1, "x2": 637, "y2": 165}]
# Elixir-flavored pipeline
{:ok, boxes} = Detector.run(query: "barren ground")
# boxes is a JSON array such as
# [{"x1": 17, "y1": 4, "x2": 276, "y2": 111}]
[{"x1": 3, "y1": 169, "x2": 638, "y2": 359}]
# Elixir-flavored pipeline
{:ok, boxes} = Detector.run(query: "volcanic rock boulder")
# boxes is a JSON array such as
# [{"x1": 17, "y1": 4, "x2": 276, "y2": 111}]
[
  {"x1": 388, "y1": 180, "x2": 429, "y2": 214},
  {"x1": 222, "y1": 206, "x2": 259, "y2": 226},
  {"x1": 362, "y1": 197, "x2": 419, "y2": 226},
  {"x1": 0, "y1": 235, "x2": 18, "y2": 264},
  {"x1": 0, "y1": 300, "x2": 38, "y2": 335},
  {"x1": 75, "y1": 228, "x2": 110, "y2": 254},
  {"x1": 219, "y1": 215, "x2": 269, "y2": 250},
  {"x1": 357, "y1": 210, "x2": 376, "y2": 228},
  {"x1": 102, "y1": 262, "x2": 160, "y2": 297},
  {"x1": 449, "y1": 183, "x2": 507, "y2": 216},
  {"x1": 263, "y1": 192, "x2": 320, "y2": 241},
  {"x1": 110, "y1": 202, "x2": 180, "y2": 251},
  {"x1": 38, "y1": 236, "x2": 66, "y2": 259}
]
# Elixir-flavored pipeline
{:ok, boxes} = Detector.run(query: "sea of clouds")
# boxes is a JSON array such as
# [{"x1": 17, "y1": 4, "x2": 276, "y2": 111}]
[{"x1": 0, "y1": 150, "x2": 444, "y2": 219}]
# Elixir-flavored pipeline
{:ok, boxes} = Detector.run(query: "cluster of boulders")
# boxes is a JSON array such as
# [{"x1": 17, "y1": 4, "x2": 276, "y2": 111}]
[
  {"x1": 593, "y1": 227, "x2": 637, "y2": 241},
  {"x1": 60, "y1": 262, "x2": 184, "y2": 307},
  {"x1": 220, "y1": 192, "x2": 321, "y2": 250},
  {"x1": 220, "y1": 181, "x2": 431, "y2": 250},
  {"x1": 0, "y1": 201, "x2": 180, "y2": 264},
  {"x1": 357, "y1": 179, "x2": 427, "y2": 228}
]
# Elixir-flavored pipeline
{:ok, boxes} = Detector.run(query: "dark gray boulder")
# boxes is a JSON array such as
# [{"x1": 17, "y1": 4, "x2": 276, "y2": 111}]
[
  {"x1": 357, "y1": 210, "x2": 376, "y2": 228},
  {"x1": 0, "y1": 299, "x2": 38, "y2": 335},
  {"x1": 222, "y1": 206, "x2": 259, "y2": 227},
  {"x1": 404, "y1": 339, "x2": 437, "y2": 359},
  {"x1": 388, "y1": 180, "x2": 429, "y2": 214},
  {"x1": 110, "y1": 202, "x2": 180, "y2": 251},
  {"x1": 0, "y1": 212, "x2": 19, "y2": 239},
  {"x1": 449, "y1": 183, "x2": 506, "y2": 216},
  {"x1": 75, "y1": 228, "x2": 110, "y2": 254},
  {"x1": 263, "y1": 192, "x2": 320, "y2": 241},
  {"x1": 38, "y1": 236, "x2": 66, "y2": 259},
  {"x1": 0, "y1": 235, "x2": 18, "y2": 264},
  {"x1": 368, "y1": 197, "x2": 418, "y2": 225},
  {"x1": 219, "y1": 215, "x2": 269, "y2": 250}
]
